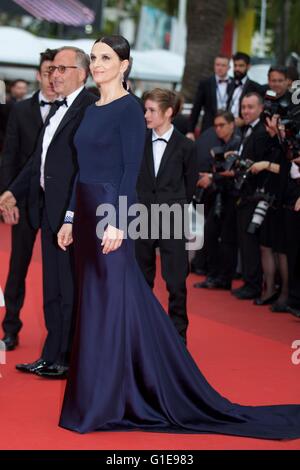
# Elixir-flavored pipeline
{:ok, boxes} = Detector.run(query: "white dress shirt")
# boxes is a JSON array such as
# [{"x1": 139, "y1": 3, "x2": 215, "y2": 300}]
[
  {"x1": 216, "y1": 75, "x2": 230, "y2": 110},
  {"x1": 39, "y1": 91, "x2": 52, "y2": 123},
  {"x1": 152, "y1": 125, "x2": 174, "y2": 177},
  {"x1": 230, "y1": 75, "x2": 248, "y2": 118},
  {"x1": 290, "y1": 162, "x2": 300, "y2": 179},
  {"x1": 40, "y1": 86, "x2": 84, "y2": 189}
]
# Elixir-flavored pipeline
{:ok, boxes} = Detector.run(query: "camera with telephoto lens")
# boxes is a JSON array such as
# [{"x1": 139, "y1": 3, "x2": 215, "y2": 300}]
[
  {"x1": 280, "y1": 106, "x2": 300, "y2": 160},
  {"x1": 234, "y1": 158, "x2": 254, "y2": 191},
  {"x1": 261, "y1": 90, "x2": 290, "y2": 124},
  {"x1": 210, "y1": 147, "x2": 239, "y2": 173},
  {"x1": 247, "y1": 189, "x2": 276, "y2": 235}
]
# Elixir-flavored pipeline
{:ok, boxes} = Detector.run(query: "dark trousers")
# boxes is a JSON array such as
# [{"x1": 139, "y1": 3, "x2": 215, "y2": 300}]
[
  {"x1": 136, "y1": 237, "x2": 189, "y2": 340},
  {"x1": 285, "y1": 209, "x2": 300, "y2": 309},
  {"x1": 191, "y1": 190, "x2": 214, "y2": 271},
  {"x1": 237, "y1": 202, "x2": 263, "y2": 293},
  {"x1": 40, "y1": 206, "x2": 74, "y2": 365},
  {"x1": 2, "y1": 206, "x2": 38, "y2": 336},
  {"x1": 205, "y1": 195, "x2": 238, "y2": 283}
]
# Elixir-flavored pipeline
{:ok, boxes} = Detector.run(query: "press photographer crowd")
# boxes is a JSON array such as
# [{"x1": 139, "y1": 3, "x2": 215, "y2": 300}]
[
  {"x1": 0, "y1": 48, "x2": 299, "y2": 360},
  {"x1": 189, "y1": 52, "x2": 300, "y2": 321}
]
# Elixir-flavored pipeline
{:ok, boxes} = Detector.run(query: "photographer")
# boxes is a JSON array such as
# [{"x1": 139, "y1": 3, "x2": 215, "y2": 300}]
[
  {"x1": 247, "y1": 86, "x2": 300, "y2": 315},
  {"x1": 289, "y1": 163, "x2": 300, "y2": 318},
  {"x1": 247, "y1": 115, "x2": 288, "y2": 310},
  {"x1": 194, "y1": 111, "x2": 241, "y2": 290},
  {"x1": 232, "y1": 93, "x2": 273, "y2": 301},
  {"x1": 277, "y1": 120, "x2": 300, "y2": 318}
]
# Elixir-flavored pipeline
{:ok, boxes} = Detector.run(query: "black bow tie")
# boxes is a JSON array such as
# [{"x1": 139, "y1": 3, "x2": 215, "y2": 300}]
[
  {"x1": 243, "y1": 124, "x2": 253, "y2": 136},
  {"x1": 218, "y1": 79, "x2": 229, "y2": 84},
  {"x1": 40, "y1": 100, "x2": 52, "y2": 107},
  {"x1": 53, "y1": 98, "x2": 68, "y2": 108},
  {"x1": 152, "y1": 138, "x2": 168, "y2": 144}
]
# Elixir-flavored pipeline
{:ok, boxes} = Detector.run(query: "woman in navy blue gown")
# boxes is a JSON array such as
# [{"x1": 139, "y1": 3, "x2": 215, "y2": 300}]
[{"x1": 57, "y1": 35, "x2": 300, "y2": 439}]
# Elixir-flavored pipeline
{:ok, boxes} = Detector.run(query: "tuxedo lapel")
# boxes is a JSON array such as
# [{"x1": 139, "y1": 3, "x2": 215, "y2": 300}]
[
  {"x1": 240, "y1": 78, "x2": 250, "y2": 102},
  {"x1": 211, "y1": 76, "x2": 217, "y2": 112},
  {"x1": 31, "y1": 92, "x2": 43, "y2": 128},
  {"x1": 51, "y1": 88, "x2": 87, "y2": 142},
  {"x1": 156, "y1": 130, "x2": 178, "y2": 180},
  {"x1": 226, "y1": 78, "x2": 235, "y2": 106}
]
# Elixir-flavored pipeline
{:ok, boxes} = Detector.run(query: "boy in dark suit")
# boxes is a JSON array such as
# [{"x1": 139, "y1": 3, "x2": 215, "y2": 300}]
[{"x1": 136, "y1": 89, "x2": 197, "y2": 344}]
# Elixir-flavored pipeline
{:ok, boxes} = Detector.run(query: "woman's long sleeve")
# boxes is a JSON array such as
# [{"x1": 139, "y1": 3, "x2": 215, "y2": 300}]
[{"x1": 116, "y1": 104, "x2": 146, "y2": 229}]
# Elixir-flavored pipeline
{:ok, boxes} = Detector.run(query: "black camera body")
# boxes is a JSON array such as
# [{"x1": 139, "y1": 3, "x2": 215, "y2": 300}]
[
  {"x1": 262, "y1": 90, "x2": 300, "y2": 159},
  {"x1": 281, "y1": 107, "x2": 300, "y2": 159},
  {"x1": 211, "y1": 147, "x2": 238, "y2": 173},
  {"x1": 261, "y1": 90, "x2": 290, "y2": 124},
  {"x1": 210, "y1": 146, "x2": 254, "y2": 190}
]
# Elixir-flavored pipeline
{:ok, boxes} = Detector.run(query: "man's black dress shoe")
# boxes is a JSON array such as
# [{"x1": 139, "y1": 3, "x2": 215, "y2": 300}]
[
  {"x1": 208, "y1": 279, "x2": 231, "y2": 290},
  {"x1": 36, "y1": 364, "x2": 69, "y2": 379},
  {"x1": 231, "y1": 285, "x2": 247, "y2": 295},
  {"x1": 190, "y1": 266, "x2": 207, "y2": 276},
  {"x1": 194, "y1": 277, "x2": 216, "y2": 289},
  {"x1": 1, "y1": 334, "x2": 19, "y2": 351},
  {"x1": 15, "y1": 358, "x2": 52, "y2": 374},
  {"x1": 234, "y1": 288, "x2": 261, "y2": 300},
  {"x1": 253, "y1": 292, "x2": 279, "y2": 306},
  {"x1": 287, "y1": 306, "x2": 300, "y2": 319},
  {"x1": 269, "y1": 302, "x2": 289, "y2": 313}
]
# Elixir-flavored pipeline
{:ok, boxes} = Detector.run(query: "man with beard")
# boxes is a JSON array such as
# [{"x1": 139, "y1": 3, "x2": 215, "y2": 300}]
[{"x1": 228, "y1": 52, "x2": 263, "y2": 128}]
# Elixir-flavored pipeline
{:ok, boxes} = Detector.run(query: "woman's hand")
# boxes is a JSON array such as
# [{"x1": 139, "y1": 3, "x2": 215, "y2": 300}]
[
  {"x1": 248, "y1": 161, "x2": 269, "y2": 174},
  {"x1": 57, "y1": 224, "x2": 73, "y2": 251},
  {"x1": 101, "y1": 224, "x2": 124, "y2": 254}
]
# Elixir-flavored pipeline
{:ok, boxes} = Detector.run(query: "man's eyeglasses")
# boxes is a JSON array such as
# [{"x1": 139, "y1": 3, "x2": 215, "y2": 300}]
[
  {"x1": 214, "y1": 123, "x2": 227, "y2": 128},
  {"x1": 48, "y1": 65, "x2": 78, "y2": 74}
]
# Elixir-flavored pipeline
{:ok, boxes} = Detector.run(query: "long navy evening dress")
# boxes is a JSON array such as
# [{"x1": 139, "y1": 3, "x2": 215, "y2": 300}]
[{"x1": 59, "y1": 94, "x2": 300, "y2": 439}]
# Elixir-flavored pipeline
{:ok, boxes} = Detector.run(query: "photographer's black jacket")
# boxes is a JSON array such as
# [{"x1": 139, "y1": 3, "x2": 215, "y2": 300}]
[{"x1": 239, "y1": 120, "x2": 273, "y2": 199}]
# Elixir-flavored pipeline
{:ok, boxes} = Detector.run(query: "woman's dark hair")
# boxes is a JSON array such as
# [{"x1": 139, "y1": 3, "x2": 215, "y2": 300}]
[
  {"x1": 143, "y1": 88, "x2": 183, "y2": 118},
  {"x1": 94, "y1": 35, "x2": 130, "y2": 89},
  {"x1": 214, "y1": 110, "x2": 235, "y2": 124}
]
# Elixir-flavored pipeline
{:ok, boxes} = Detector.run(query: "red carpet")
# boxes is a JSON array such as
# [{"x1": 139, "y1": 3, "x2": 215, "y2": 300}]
[{"x1": 0, "y1": 222, "x2": 300, "y2": 450}]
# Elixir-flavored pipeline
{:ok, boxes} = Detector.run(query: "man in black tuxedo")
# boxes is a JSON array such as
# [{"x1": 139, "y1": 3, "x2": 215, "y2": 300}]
[
  {"x1": 227, "y1": 52, "x2": 263, "y2": 128},
  {"x1": 232, "y1": 93, "x2": 272, "y2": 300},
  {"x1": 0, "y1": 49, "x2": 58, "y2": 351},
  {"x1": 0, "y1": 47, "x2": 97, "y2": 378},
  {"x1": 186, "y1": 55, "x2": 234, "y2": 138},
  {"x1": 136, "y1": 90, "x2": 197, "y2": 344}
]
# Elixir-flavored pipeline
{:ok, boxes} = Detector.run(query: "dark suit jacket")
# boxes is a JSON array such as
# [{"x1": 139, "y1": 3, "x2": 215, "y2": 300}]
[
  {"x1": 0, "y1": 92, "x2": 43, "y2": 194},
  {"x1": 136, "y1": 128, "x2": 197, "y2": 207},
  {"x1": 187, "y1": 75, "x2": 235, "y2": 133},
  {"x1": 0, "y1": 100, "x2": 15, "y2": 156},
  {"x1": 239, "y1": 120, "x2": 272, "y2": 198},
  {"x1": 227, "y1": 77, "x2": 263, "y2": 118},
  {"x1": 9, "y1": 88, "x2": 97, "y2": 232}
]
